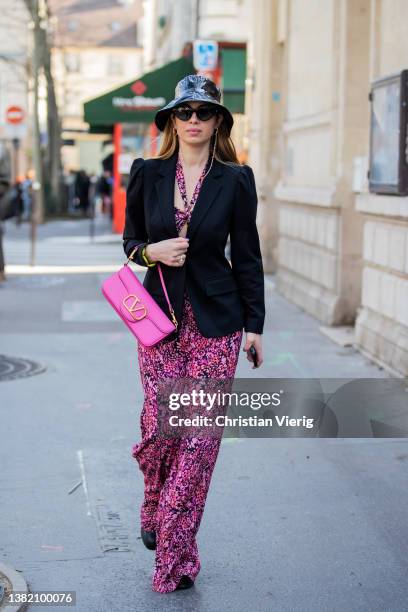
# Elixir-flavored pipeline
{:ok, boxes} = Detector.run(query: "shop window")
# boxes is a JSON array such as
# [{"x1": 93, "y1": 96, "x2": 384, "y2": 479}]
[{"x1": 368, "y1": 70, "x2": 408, "y2": 195}]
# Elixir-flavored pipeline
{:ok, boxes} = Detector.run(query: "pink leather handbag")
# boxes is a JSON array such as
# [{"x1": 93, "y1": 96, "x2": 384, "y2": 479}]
[{"x1": 101, "y1": 245, "x2": 178, "y2": 347}]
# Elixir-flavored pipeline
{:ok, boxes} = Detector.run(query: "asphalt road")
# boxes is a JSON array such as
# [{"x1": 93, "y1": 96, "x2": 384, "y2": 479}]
[{"x1": 1, "y1": 216, "x2": 407, "y2": 611}]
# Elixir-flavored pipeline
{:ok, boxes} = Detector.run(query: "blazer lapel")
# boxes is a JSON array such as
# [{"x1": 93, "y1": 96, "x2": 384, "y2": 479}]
[
  {"x1": 155, "y1": 152, "x2": 179, "y2": 238},
  {"x1": 186, "y1": 159, "x2": 223, "y2": 241},
  {"x1": 155, "y1": 152, "x2": 224, "y2": 241}
]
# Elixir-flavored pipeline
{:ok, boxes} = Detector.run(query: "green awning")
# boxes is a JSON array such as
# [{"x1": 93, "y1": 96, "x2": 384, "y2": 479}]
[
  {"x1": 220, "y1": 47, "x2": 246, "y2": 113},
  {"x1": 83, "y1": 56, "x2": 196, "y2": 129}
]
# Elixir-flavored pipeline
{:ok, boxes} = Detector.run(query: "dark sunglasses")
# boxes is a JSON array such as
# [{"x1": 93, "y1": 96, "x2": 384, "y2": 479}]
[{"x1": 172, "y1": 105, "x2": 219, "y2": 121}]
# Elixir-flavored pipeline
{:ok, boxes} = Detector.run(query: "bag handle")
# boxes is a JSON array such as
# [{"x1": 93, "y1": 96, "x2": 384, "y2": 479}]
[{"x1": 125, "y1": 245, "x2": 178, "y2": 329}]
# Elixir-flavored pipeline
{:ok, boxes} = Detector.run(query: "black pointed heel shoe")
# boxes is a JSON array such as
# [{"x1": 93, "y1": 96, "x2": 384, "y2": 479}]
[
  {"x1": 141, "y1": 527, "x2": 156, "y2": 550},
  {"x1": 176, "y1": 575, "x2": 195, "y2": 590}
]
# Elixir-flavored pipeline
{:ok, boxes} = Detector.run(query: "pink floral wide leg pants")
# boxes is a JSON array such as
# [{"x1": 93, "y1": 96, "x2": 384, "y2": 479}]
[{"x1": 132, "y1": 289, "x2": 242, "y2": 593}]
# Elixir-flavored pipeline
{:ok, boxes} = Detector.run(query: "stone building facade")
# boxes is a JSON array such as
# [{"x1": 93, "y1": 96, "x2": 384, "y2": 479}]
[{"x1": 248, "y1": 0, "x2": 408, "y2": 376}]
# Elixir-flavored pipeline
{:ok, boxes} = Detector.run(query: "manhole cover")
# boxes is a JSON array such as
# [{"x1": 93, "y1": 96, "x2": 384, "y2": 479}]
[{"x1": 0, "y1": 355, "x2": 47, "y2": 382}]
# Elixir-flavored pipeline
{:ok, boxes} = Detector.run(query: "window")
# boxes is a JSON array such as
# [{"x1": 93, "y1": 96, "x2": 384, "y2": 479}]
[
  {"x1": 368, "y1": 70, "x2": 408, "y2": 195},
  {"x1": 64, "y1": 52, "x2": 81, "y2": 73},
  {"x1": 65, "y1": 90, "x2": 80, "y2": 116},
  {"x1": 107, "y1": 55, "x2": 124, "y2": 76}
]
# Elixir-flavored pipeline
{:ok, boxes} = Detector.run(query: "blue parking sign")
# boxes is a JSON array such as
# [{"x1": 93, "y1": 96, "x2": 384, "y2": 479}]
[{"x1": 193, "y1": 40, "x2": 219, "y2": 70}]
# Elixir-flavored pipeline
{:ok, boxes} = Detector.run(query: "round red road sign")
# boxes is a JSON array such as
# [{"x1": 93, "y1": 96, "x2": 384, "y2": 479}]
[{"x1": 6, "y1": 105, "x2": 25, "y2": 124}]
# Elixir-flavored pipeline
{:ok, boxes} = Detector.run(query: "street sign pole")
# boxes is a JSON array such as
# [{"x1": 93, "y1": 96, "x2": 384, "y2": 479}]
[
  {"x1": 30, "y1": 181, "x2": 41, "y2": 267},
  {"x1": 11, "y1": 138, "x2": 20, "y2": 183}
]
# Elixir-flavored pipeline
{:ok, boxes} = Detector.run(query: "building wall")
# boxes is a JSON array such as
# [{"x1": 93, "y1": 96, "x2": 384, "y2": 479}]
[
  {"x1": 0, "y1": 0, "x2": 30, "y2": 178},
  {"x1": 144, "y1": 0, "x2": 195, "y2": 67},
  {"x1": 249, "y1": 0, "x2": 408, "y2": 375},
  {"x1": 53, "y1": 47, "x2": 143, "y2": 128},
  {"x1": 278, "y1": 0, "x2": 339, "y2": 311},
  {"x1": 142, "y1": 0, "x2": 251, "y2": 160},
  {"x1": 354, "y1": 0, "x2": 408, "y2": 375},
  {"x1": 52, "y1": 46, "x2": 143, "y2": 171},
  {"x1": 48, "y1": 0, "x2": 143, "y2": 174},
  {"x1": 199, "y1": 0, "x2": 251, "y2": 41},
  {"x1": 246, "y1": 0, "x2": 282, "y2": 272},
  {"x1": 250, "y1": 0, "x2": 370, "y2": 325},
  {"x1": 144, "y1": 0, "x2": 251, "y2": 68},
  {"x1": 377, "y1": 0, "x2": 408, "y2": 75}
]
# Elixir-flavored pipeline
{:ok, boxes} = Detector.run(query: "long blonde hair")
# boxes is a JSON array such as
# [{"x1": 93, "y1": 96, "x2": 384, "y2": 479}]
[{"x1": 153, "y1": 112, "x2": 240, "y2": 166}]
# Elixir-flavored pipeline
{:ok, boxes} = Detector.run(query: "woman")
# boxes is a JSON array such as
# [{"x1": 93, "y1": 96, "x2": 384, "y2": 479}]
[{"x1": 123, "y1": 74, "x2": 265, "y2": 593}]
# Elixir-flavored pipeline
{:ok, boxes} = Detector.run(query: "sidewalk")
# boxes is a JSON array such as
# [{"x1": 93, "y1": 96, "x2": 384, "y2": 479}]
[
  {"x1": 0, "y1": 217, "x2": 407, "y2": 611},
  {"x1": 0, "y1": 214, "x2": 393, "y2": 377}
]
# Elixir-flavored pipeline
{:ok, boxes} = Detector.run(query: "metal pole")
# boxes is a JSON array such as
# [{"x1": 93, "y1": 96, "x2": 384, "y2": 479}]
[
  {"x1": 11, "y1": 138, "x2": 20, "y2": 182},
  {"x1": 30, "y1": 181, "x2": 40, "y2": 266},
  {"x1": 30, "y1": 0, "x2": 45, "y2": 265}
]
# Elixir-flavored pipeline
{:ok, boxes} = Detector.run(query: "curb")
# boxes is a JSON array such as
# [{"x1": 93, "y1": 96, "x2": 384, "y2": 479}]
[{"x1": 0, "y1": 563, "x2": 28, "y2": 612}]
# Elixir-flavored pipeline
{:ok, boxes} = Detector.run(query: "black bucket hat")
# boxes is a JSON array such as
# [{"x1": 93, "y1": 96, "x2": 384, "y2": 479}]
[{"x1": 154, "y1": 74, "x2": 234, "y2": 134}]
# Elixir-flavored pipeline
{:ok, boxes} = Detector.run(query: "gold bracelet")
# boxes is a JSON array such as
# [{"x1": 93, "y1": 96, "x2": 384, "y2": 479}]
[{"x1": 141, "y1": 246, "x2": 157, "y2": 267}]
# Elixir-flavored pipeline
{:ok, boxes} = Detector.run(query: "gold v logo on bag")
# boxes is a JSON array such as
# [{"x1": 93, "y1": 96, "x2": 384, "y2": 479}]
[{"x1": 122, "y1": 294, "x2": 148, "y2": 321}]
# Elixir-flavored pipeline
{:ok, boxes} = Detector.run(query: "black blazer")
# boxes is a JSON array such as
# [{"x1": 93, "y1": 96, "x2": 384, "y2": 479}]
[{"x1": 122, "y1": 151, "x2": 265, "y2": 339}]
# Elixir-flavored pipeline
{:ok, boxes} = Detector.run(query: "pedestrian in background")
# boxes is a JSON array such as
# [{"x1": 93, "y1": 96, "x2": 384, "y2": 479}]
[
  {"x1": 65, "y1": 169, "x2": 77, "y2": 214},
  {"x1": 123, "y1": 75, "x2": 265, "y2": 593},
  {"x1": 0, "y1": 181, "x2": 7, "y2": 282},
  {"x1": 21, "y1": 171, "x2": 34, "y2": 221},
  {"x1": 0, "y1": 152, "x2": 9, "y2": 281},
  {"x1": 96, "y1": 170, "x2": 112, "y2": 216},
  {"x1": 13, "y1": 177, "x2": 25, "y2": 225},
  {"x1": 74, "y1": 170, "x2": 90, "y2": 216},
  {"x1": 0, "y1": 178, "x2": 27, "y2": 281}
]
